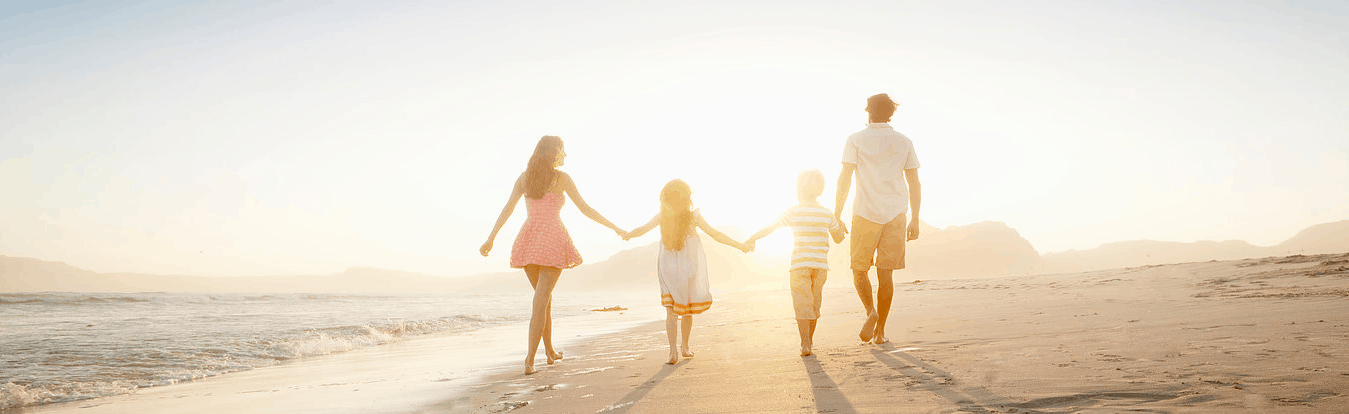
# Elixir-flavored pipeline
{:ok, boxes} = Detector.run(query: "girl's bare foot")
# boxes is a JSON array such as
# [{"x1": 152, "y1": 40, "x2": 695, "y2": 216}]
[
  {"x1": 859, "y1": 312, "x2": 878, "y2": 342},
  {"x1": 666, "y1": 349, "x2": 680, "y2": 365},
  {"x1": 546, "y1": 350, "x2": 564, "y2": 364},
  {"x1": 680, "y1": 347, "x2": 695, "y2": 358}
]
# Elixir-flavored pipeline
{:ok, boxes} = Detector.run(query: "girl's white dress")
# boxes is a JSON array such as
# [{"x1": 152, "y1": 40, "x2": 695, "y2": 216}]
[{"x1": 658, "y1": 211, "x2": 712, "y2": 315}]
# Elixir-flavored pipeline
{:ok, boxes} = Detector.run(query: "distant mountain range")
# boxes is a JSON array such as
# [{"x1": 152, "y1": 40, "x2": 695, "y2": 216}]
[{"x1": 3, "y1": 220, "x2": 1347, "y2": 293}]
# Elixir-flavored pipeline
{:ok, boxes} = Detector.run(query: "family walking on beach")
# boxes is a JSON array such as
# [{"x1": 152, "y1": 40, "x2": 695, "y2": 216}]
[{"x1": 480, "y1": 93, "x2": 922, "y2": 374}]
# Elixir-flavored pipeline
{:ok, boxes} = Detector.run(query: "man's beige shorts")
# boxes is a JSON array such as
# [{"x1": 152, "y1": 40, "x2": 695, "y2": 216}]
[
  {"x1": 850, "y1": 213, "x2": 907, "y2": 271},
  {"x1": 790, "y1": 268, "x2": 827, "y2": 320}
]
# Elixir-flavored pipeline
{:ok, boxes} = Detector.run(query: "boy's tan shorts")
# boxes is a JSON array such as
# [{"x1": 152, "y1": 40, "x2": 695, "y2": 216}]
[
  {"x1": 790, "y1": 268, "x2": 827, "y2": 320},
  {"x1": 850, "y1": 213, "x2": 907, "y2": 271}
]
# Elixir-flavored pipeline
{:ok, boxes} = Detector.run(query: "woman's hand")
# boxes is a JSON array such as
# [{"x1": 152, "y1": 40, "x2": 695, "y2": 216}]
[
  {"x1": 615, "y1": 227, "x2": 629, "y2": 240},
  {"x1": 479, "y1": 240, "x2": 493, "y2": 256}
]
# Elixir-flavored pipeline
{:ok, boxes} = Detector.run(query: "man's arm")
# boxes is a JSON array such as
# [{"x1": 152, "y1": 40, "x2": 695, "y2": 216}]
[
  {"x1": 905, "y1": 168, "x2": 921, "y2": 241},
  {"x1": 835, "y1": 163, "x2": 856, "y2": 224}
]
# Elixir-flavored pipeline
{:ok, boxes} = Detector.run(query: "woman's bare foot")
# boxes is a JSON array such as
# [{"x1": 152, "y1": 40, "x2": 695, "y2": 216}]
[
  {"x1": 524, "y1": 357, "x2": 536, "y2": 375},
  {"x1": 859, "y1": 312, "x2": 878, "y2": 342},
  {"x1": 800, "y1": 345, "x2": 813, "y2": 356},
  {"x1": 666, "y1": 349, "x2": 680, "y2": 365},
  {"x1": 546, "y1": 350, "x2": 564, "y2": 365},
  {"x1": 680, "y1": 347, "x2": 695, "y2": 358},
  {"x1": 872, "y1": 336, "x2": 888, "y2": 345}
]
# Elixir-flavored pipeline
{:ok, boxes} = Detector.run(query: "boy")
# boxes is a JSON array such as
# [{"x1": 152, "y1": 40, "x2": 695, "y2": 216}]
[{"x1": 745, "y1": 169, "x2": 846, "y2": 356}]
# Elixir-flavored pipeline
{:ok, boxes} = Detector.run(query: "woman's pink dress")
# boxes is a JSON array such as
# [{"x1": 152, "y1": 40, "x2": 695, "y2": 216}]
[{"x1": 510, "y1": 192, "x2": 583, "y2": 269}]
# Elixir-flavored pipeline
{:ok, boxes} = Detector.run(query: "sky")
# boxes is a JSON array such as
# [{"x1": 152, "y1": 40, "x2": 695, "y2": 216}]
[{"x1": 1, "y1": 0, "x2": 1346, "y2": 278}]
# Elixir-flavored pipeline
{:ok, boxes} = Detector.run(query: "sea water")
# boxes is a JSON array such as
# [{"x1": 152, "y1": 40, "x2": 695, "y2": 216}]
[{"x1": 0, "y1": 291, "x2": 653, "y2": 410}]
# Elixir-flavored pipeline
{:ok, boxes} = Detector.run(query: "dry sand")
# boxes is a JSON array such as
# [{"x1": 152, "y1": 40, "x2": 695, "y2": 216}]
[{"x1": 447, "y1": 253, "x2": 1349, "y2": 413}]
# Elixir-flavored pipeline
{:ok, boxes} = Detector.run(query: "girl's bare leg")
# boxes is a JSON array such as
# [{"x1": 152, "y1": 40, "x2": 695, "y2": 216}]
[
  {"x1": 527, "y1": 271, "x2": 563, "y2": 364},
  {"x1": 679, "y1": 315, "x2": 695, "y2": 357},
  {"x1": 665, "y1": 307, "x2": 679, "y2": 364},
  {"x1": 525, "y1": 266, "x2": 561, "y2": 374}
]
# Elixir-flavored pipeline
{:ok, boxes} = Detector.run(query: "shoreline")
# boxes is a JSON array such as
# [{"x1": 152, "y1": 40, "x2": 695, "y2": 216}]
[
  {"x1": 14, "y1": 253, "x2": 1349, "y2": 413},
  {"x1": 14, "y1": 297, "x2": 663, "y2": 414}
]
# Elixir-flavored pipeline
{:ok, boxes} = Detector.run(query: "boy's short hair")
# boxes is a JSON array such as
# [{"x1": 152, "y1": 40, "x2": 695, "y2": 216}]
[{"x1": 797, "y1": 169, "x2": 826, "y2": 201}]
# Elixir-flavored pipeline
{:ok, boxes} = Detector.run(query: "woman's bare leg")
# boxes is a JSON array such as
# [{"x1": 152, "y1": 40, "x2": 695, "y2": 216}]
[
  {"x1": 525, "y1": 266, "x2": 561, "y2": 374},
  {"x1": 527, "y1": 270, "x2": 562, "y2": 364}
]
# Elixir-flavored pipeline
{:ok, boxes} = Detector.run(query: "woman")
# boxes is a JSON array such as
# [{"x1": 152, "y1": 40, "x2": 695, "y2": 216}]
[{"x1": 479, "y1": 135, "x2": 626, "y2": 374}]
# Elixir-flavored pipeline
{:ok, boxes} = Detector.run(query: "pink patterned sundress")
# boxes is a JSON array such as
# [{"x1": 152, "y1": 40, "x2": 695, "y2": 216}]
[{"x1": 510, "y1": 192, "x2": 583, "y2": 269}]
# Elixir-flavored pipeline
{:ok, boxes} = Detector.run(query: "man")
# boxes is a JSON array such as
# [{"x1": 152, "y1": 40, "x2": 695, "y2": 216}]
[{"x1": 834, "y1": 93, "x2": 922, "y2": 345}]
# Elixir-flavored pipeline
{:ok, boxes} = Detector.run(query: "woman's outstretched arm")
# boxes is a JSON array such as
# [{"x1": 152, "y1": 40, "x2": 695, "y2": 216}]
[
  {"x1": 624, "y1": 214, "x2": 661, "y2": 241},
  {"x1": 560, "y1": 172, "x2": 626, "y2": 238},
  {"x1": 481, "y1": 174, "x2": 527, "y2": 256},
  {"x1": 695, "y1": 213, "x2": 751, "y2": 253}
]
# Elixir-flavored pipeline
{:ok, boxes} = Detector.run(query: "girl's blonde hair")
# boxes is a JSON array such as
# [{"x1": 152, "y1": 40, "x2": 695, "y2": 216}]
[
  {"x1": 659, "y1": 179, "x2": 694, "y2": 251},
  {"x1": 797, "y1": 169, "x2": 825, "y2": 201},
  {"x1": 524, "y1": 136, "x2": 564, "y2": 199}
]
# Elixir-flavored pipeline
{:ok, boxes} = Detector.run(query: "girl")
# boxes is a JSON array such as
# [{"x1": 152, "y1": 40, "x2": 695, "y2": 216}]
[
  {"x1": 480, "y1": 135, "x2": 627, "y2": 375},
  {"x1": 624, "y1": 179, "x2": 750, "y2": 364}
]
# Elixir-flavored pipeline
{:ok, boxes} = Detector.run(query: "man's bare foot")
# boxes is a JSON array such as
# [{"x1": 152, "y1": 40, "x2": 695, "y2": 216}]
[
  {"x1": 666, "y1": 349, "x2": 680, "y2": 365},
  {"x1": 680, "y1": 347, "x2": 695, "y2": 358},
  {"x1": 800, "y1": 345, "x2": 812, "y2": 356},
  {"x1": 859, "y1": 312, "x2": 878, "y2": 342},
  {"x1": 546, "y1": 350, "x2": 564, "y2": 365}
]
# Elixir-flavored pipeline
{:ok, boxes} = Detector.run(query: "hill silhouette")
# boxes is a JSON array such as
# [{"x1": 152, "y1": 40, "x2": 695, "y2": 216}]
[{"x1": 4, "y1": 220, "x2": 1347, "y2": 293}]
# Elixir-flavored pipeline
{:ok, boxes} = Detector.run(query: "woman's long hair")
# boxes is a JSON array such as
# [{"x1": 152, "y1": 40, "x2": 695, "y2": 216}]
[
  {"x1": 659, "y1": 179, "x2": 694, "y2": 251},
  {"x1": 524, "y1": 136, "x2": 564, "y2": 199}
]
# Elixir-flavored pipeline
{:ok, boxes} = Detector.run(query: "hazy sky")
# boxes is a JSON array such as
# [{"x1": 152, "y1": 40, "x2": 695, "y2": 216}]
[{"x1": 2, "y1": 0, "x2": 1346, "y2": 277}]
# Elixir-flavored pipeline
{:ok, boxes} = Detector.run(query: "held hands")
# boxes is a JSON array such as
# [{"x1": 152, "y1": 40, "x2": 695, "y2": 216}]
[
  {"x1": 614, "y1": 227, "x2": 629, "y2": 240},
  {"x1": 740, "y1": 238, "x2": 757, "y2": 253}
]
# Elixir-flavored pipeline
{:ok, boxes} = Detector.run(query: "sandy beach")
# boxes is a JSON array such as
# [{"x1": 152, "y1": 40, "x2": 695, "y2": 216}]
[
  {"x1": 451, "y1": 253, "x2": 1349, "y2": 413},
  {"x1": 20, "y1": 253, "x2": 1348, "y2": 413}
]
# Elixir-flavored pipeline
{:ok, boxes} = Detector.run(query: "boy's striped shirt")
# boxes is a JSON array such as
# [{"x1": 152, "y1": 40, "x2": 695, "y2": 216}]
[{"x1": 778, "y1": 205, "x2": 843, "y2": 271}]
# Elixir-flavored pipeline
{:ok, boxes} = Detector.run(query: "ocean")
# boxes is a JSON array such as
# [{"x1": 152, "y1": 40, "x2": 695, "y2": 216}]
[{"x1": 0, "y1": 291, "x2": 655, "y2": 411}]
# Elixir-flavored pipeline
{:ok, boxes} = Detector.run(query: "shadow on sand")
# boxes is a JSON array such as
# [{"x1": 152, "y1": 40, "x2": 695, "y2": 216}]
[
  {"x1": 603, "y1": 363, "x2": 678, "y2": 413},
  {"x1": 869, "y1": 345, "x2": 1014, "y2": 413},
  {"x1": 803, "y1": 355, "x2": 860, "y2": 414}
]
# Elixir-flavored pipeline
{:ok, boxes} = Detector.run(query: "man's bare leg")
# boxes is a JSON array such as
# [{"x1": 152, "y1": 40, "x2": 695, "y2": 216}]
[
  {"x1": 853, "y1": 269, "x2": 877, "y2": 342},
  {"x1": 873, "y1": 269, "x2": 895, "y2": 344}
]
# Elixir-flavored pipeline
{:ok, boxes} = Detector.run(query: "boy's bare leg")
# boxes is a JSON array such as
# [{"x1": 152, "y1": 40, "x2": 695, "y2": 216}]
[
  {"x1": 665, "y1": 307, "x2": 679, "y2": 364},
  {"x1": 873, "y1": 269, "x2": 895, "y2": 344},
  {"x1": 680, "y1": 315, "x2": 695, "y2": 357},
  {"x1": 853, "y1": 269, "x2": 878, "y2": 342},
  {"x1": 797, "y1": 319, "x2": 813, "y2": 356}
]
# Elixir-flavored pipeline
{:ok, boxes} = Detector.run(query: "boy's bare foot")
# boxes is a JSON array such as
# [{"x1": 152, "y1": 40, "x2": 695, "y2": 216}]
[
  {"x1": 680, "y1": 347, "x2": 695, "y2": 358},
  {"x1": 666, "y1": 349, "x2": 680, "y2": 365},
  {"x1": 546, "y1": 350, "x2": 564, "y2": 364},
  {"x1": 859, "y1": 312, "x2": 878, "y2": 342}
]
